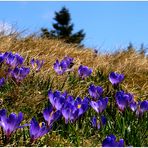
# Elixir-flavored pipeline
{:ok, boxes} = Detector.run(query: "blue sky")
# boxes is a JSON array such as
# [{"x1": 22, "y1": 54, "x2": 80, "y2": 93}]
[{"x1": 0, "y1": 1, "x2": 148, "y2": 53}]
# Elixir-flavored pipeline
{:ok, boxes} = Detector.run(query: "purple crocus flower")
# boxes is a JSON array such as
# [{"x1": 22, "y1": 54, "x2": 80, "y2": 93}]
[
  {"x1": 48, "y1": 90, "x2": 66, "y2": 110},
  {"x1": 78, "y1": 65, "x2": 92, "y2": 79},
  {"x1": 91, "y1": 115, "x2": 107, "y2": 130},
  {"x1": 74, "y1": 97, "x2": 89, "y2": 117},
  {"x1": 135, "y1": 100, "x2": 148, "y2": 116},
  {"x1": 48, "y1": 90, "x2": 89, "y2": 123},
  {"x1": 62, "y1": 96, "x2": 90, "y2": 123},
  {"x1": 63, "y1": 56, "x2": 74, "y2": 68},
  {"x1": 62, "y1": 102, "x2": 79, "y2": 124},
  {"x1": 43, "y1": 106, "x2": 61, "y2": 126},
  {"x1": 88, "y1": 84, "x2": 103, "y2": 99},
  {"x1": 61, "y1": 95, "x2": 88, "y2": 124},
  {"x1": 102, "y1": 134, "x2": 124, "y2": 147},
  {"x1": 29, "y1": 117, "x2": 51, "y2": 142},
  {"x1": 30, "y1": 58, "x2": 44, "y2": 72},
  {"x1": 91, "y1": 116, "x2": 100, "y2": 129},
  {"x1": 0, "y1": 109, "x2": 23, "y2": 138},
  {"x1": 90, "y1": 97, "x2": 108, "y2": 113},
  {"x1": 13, "y1": 53, "x2": 24, "y2": 67},
  {"x1": 0, "y1": 78, "x2": 5, "y2": 87},
  {"x1": 115, "y1": 91, "x2": 133, "y2": 111},
  {"x1": 53, "y1": 60, "x2": 67, "y2": 75},
  {"x1": 53, "y1": 56, "x2": 74, "y2": 75},
  {"x1": 11, "y1": 67, "x2": 30, "y2": 82},
  {"x1": 109, "y1": 72, "x2": 124, "y2": 85},
  {"x1": 5, "y1": 52, "x2": 24, "y2": 68},
  {"x1": 139, "y1": 100, "x2": 148, "y2": 112}
]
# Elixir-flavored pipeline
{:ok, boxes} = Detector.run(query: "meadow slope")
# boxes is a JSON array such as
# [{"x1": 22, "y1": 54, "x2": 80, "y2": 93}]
[
  {"x1": 0, "y1": 35, "x2": 148, "y2": 146},
  {"x1": 0, "y1": 35, "x2": 147, "y2": 98}
]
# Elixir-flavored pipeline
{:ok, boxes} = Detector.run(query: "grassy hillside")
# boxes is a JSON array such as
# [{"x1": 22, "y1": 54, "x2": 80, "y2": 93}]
[
  {"x1": 0, "y1": 35, "x2": 147, "y2": 98},
  {"x1": 0, "y1": 35, "x2": 148, "y2": 146}
]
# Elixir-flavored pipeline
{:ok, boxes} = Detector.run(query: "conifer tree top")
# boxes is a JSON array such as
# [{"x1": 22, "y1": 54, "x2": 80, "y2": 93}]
[{"x1": 41, "y1": 6, "x2": 85, "y2": 46}]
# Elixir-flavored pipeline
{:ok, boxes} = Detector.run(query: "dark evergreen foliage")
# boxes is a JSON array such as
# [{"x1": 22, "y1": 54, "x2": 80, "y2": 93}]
[{"x1": 41, "y1": 7, "x2": 85, "y2": 45}]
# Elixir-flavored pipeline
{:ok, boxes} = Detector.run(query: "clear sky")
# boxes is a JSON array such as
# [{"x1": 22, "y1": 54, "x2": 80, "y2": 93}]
[{"x1": 0, "y1": 1, "x2": 148, "y2": 53}]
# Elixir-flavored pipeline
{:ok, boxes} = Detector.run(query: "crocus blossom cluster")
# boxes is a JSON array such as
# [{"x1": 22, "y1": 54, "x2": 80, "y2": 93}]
[
  {"x1": 10, "y1": 67, "x2": 30, "y2": 82},
  {"x1": 0, "y1": 55, "x2": 147, "y2": 146},
  {"x1": 102, "y1": 134, "x2": 124, "y2": 147},
  {"x1": 115, "y1": 91, "x2": 148, "y2": 115},
  {"x1": 109, "y1": 72, "x2": 124, "y2": 85},
  {"x1": 130, "y1": 100, "x2": 148, "y2": 116},
  {"x1": 48, "y1": 90, "x2": 89, "y2": 124},
  {"x1": 62, "y1": 97, "x2": 89, "y2": 123},
  {"x1": 53, "y1": 56, "x2": 74, "y2": 75},
  {"x1": 1, "y1": 52, "x2": 24, "y2": 68},
  {"x1": 0, "y1": 51, "x2": 30, "y2": 82},
  {"x1": 0, "y1": 109, "x2": 52, "y2": 142}
]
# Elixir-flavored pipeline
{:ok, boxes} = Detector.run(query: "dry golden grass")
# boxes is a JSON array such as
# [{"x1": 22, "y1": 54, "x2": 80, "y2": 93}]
[{"x1": 0, "y1": 35, "x2": 148, "y2": 102}]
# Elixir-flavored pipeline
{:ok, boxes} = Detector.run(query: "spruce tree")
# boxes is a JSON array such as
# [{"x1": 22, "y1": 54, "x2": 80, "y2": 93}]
[{"x1": 41, "y1": 7, "x2": 85, "y2": 45}]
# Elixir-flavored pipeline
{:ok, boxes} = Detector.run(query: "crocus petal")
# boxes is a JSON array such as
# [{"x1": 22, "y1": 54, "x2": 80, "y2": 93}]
[
  {"x1": 90, "y1": 101, "x2": 99, "y2": 113},
  {"x1": 50, "y1": 110, "x2": 61, "y2": 124},
  {"x1": 37, "y1": 124, "x2": 50, "y2": 139},
  {"x1": 62, "y1": 108, "x2": 71, "y2": 123},
  {"x1": 130, "y1": 101, "x2": 137, "y2": 112},
  {"x1": 43, "y1": 106, "x2": 53, "y2": 122},
  {"x1": 17, "y1": 112, "x2": 23, "y2": 123},
  {"x1": 48, "y1": 90, "x2": 55, "y2": 107},
  {"x1": 30, "y1": 118, "x2": 40, "y2": 139},
  {"x1": 54, "y1": 96, "x2": 65, "y2": 110},
  {"x1": 7, "y1": 113, "x2": 18, "y2": 135},
  {"x1": 67, "y1": 96, "x2": 74, "y2": 104},
  {"x1": 79, "y1": 103, "x2": 88, "y2": 116}
]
